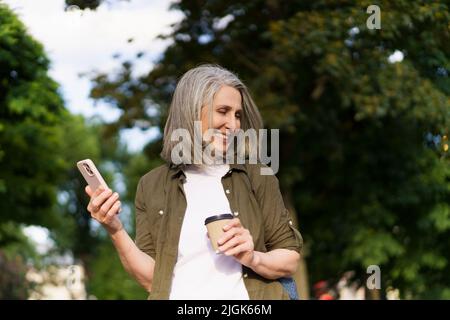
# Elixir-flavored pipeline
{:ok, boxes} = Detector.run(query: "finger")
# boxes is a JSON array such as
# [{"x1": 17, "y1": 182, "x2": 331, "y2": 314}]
[
  {"x1": 85, "y1": 186, "x2": 93, "y2": 197},
  {"x1": 218, "y1": 227, "x2": 243, "y2": 246},
  {"x1": 102, "y1": 201, "x2": 121, "y2": 223},
  {"x1": 99, "y1": 192, "x2": 120, "y2": 217},
  {"x1": 87, "y1": 195, "x2": 98, "y2": 213},
  {"x1": 223, "y1": 218, "x2": 242, "y2": 231},
  {"x1": 218, "y1": 236, "x2": 242, "y2": 253},
  {"x1": 89, "y1": 186, "x2": 108, "y2": 209},
  {"x1": 93, "y1": 185, "x2": 106, "y2": 197},
  {"x1": 225, "y1": 242, "x2": 252, "y2": 257},
  {"x1": 101, "y1": 202, "x2": 119, "y2": 224},
  {"x1": 91, "y1": 189, "x2": 113, "y2": 211}
]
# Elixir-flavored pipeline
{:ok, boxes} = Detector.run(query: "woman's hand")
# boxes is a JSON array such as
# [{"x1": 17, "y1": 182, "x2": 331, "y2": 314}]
[
  {"x1": 217, "y1": 218, "x2": 256, "y2": 268},
  {"x1": 85, "y1": 185, "x2": 123, "y2": 235}
]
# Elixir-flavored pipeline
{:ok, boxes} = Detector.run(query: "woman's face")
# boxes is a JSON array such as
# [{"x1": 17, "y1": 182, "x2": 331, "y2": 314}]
[{"x1": 200, "y1": 85, "x2": 243, "y2": 153}]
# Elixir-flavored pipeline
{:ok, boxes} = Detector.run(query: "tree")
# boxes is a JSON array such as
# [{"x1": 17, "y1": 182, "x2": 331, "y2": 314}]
[
  {"x1": 87, "y1": 0, "x2": 450, "y2": 298},
  {"x1": 266, "y1": 0, "x2": 450, "y2": 299},
  {"x1": 0, "y1": 3, "x2": 113, "y2": 297}
]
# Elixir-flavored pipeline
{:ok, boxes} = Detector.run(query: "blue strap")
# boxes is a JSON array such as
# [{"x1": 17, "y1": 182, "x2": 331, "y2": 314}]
[{"x1": 278, "y1": 277, "x2": 299, "y2": 300}]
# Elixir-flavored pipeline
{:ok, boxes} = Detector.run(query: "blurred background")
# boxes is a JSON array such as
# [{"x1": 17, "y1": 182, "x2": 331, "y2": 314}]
[{"x1": 0, "y1": 0, "x2": 449, "y2": 300}]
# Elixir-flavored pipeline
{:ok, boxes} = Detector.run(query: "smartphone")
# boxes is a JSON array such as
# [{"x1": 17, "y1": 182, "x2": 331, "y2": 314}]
[{"x1": 76, "y1": 159, "x2": 108, "y2": 192}]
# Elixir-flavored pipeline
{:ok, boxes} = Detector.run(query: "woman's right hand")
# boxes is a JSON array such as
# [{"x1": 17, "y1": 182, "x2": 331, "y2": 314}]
[{"x1": 85, "y1": 185, "x2": 123, "y2": 235}]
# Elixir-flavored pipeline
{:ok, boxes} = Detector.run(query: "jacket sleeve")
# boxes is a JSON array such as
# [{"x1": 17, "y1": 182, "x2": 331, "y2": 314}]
[
  {"x1": 254, "y1": 165, "x2": 303, "y2": 254},
  {"x1": 134, "y1": 177, "x2": 156, "y2": 259}
]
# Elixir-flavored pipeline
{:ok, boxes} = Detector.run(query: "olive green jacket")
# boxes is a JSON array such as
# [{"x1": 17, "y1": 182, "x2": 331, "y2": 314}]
[{"x1": 134, "y1": 162, "x2": 303, "y2": 300}]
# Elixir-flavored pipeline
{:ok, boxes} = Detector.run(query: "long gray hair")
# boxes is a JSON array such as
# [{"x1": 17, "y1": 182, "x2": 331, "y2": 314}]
[{"x1": 160, "y1": 64, "x2": 263, "y2": 164}]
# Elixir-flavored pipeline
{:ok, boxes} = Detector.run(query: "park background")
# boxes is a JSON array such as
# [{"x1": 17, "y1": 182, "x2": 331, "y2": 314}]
[{"x1": 0, "y1": 0, "x2": 449, "y2": 299}]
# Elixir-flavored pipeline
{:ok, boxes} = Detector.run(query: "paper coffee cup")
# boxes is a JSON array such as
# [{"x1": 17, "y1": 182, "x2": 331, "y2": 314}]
[{"x1": 205, "y1": 213, "x2": 234, "y2": 253}]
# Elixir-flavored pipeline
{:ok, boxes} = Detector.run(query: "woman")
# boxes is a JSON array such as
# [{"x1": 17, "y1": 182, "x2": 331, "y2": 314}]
[{"x1": 85, "y1": 64, "x2": 303, "y2": 300}]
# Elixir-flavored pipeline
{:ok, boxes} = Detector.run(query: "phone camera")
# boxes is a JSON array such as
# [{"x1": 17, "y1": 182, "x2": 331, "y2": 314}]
[{"x1": 83, "y1": 163, "x2": 94, "y2": 176}]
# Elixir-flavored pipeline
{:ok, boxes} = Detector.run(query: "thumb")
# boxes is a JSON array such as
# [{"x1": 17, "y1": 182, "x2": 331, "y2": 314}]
[{"x1": 85, "y1": 185, "x2": 93, "y2": 197}]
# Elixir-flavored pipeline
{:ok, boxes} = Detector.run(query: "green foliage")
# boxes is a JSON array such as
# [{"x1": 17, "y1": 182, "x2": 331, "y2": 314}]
[
  {"x1": 86, "y1": 239, "x2": 147, "y2": 299},
  {"x1": 0, "y1": 222, "x2": 38, "y2": 299},
  {"x1": 0, "y1": 222, "x2": 36, "y2": 259},
  {"x1": 265, "y1": 1, "x2": 450, "y2": 298},
  {"x1": 0, "y1": 3, "x2": 113, "y2": 298},
  {"x1": 0, "y1": 249, "x2": 29, "y2": 299},
  {"x1": 1, "y1": 3, "x2": 68, "y2": 229}
]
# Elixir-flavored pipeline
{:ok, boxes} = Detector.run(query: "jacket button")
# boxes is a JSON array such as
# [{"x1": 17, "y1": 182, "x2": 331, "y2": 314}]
[
  {"x1": 289, "y1": 220, "x2": 293, "y2": 226},
  {"x1": 159, "y1": 210, "x2": 164, "y2": 215},
  {"x1": 243, "y1": 273, "x2": 248, "y2": 278},
  {"x1": 225, "y1": 189, "x2": 231, "y2": 194},
  {"x1": 234, "y1": 211, "x2": 239, "y2": 217}
]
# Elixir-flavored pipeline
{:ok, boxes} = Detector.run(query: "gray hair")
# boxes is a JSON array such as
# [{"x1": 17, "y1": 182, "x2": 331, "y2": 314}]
[{"x1": 160, "y1": 64, "x2": 263, "y2": 164}]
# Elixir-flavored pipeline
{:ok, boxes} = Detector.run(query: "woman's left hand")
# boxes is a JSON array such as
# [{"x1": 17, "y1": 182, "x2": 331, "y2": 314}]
[{"x1": 217, "y1": 218, "x2": 255, "y2": 267}]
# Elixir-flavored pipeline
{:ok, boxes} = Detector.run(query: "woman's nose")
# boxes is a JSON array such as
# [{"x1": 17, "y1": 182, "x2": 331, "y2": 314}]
[{"x1": 226, "y1": 114, "x2": 237, "y2": 131}]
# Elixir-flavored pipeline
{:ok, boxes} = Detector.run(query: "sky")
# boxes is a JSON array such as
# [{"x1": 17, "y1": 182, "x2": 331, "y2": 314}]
[
  {"x1": 2, "y1": 0, "x2": 182, "y2": 253},
  {"x1": 3, "y1": 0, "x2": 182, "y2": 151}
]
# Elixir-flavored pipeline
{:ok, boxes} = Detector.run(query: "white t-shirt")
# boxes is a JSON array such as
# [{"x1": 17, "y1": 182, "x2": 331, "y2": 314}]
[{"x1": 169, "y1": 164, "x2": 250, "y2": 300}]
